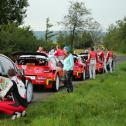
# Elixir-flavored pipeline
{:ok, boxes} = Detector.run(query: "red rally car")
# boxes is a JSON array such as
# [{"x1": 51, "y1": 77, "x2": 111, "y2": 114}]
[
  {"x1": 73, "y1": 54, "x2": 86, "y2": 80},
  {"x1": 13, "y1": 52, "x2": 65, "y2": 92}
]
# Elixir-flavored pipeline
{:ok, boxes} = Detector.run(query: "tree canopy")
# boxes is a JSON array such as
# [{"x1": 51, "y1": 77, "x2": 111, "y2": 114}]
[
  {"x1": 0, "y1": 24, "x2": 38, "y2": 56},
  {"x1": 104, "y1": 17, "x2": 126, "y2": 53},
  {"x1": 0, "y1": 0, "x2": 28, "y2": 25}
]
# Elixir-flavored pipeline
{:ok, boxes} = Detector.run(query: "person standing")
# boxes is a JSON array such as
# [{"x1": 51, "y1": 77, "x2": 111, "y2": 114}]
[
  {"x1": 0, "y1": 69, "x2": 28, "y2": 120},
  {"x1": 106, "y1": 49, "x2": 113, "y2": 73},
  {"x1": 55, "y1": 45, "x2": 64, "y2": 61},
  {"x1": 99, "y1": 48, "x2": 108, "y2": 73},
  {"x1": 87, "y1": 47, "x2": 99, "y2": 79},
  {"x1": 63, "y1": 46, "x2": 74, "y2": 93}
]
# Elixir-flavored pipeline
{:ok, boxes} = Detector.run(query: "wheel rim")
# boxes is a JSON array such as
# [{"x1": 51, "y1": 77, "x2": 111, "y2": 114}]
[
  {"x1": 27, "y1": 81, "x2": 33, "y2": 103},
  {"x1": 56, "y1": 76, "x2": 60, "y2": 91}
]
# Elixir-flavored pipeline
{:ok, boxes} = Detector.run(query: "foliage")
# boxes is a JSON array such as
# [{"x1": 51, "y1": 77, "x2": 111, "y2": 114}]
[
  {"x1": 0, "y1": 24, "x2": 38, "y2": 56},
  {"x1": 0, "y1": 0, "x2": 28, "y2": 25},
  {"x1": 104, "y1": 17, "x2": 126, "y2": 53},
  {"x1": 56, "y1": 31, "x2": 94, "y2": 49}
]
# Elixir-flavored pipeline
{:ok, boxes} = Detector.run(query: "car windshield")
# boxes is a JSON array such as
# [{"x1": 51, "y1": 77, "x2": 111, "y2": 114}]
[
  {"x1": 79, "y1": 54, "x2": 88, "y2": 63},
  {"x1": 17, "y1": 55, "x2": 48, "y2": 66}
]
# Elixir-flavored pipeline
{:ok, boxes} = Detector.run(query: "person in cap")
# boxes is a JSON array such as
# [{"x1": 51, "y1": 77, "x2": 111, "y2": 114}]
[{"x1": 63, "y1": 46, "x2": 74, "y2": 93}]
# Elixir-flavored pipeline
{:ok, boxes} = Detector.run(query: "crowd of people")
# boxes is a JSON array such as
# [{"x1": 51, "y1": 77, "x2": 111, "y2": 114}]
[
  {"x1": 36, "y1": 45, "x2": 114, "y2": 80},
  {"x1": 86, "y1": 47, "x2": 114, "y2": 79},
  {"x1": 0, "y1": 44, "x2": 114, "y2": 120}
]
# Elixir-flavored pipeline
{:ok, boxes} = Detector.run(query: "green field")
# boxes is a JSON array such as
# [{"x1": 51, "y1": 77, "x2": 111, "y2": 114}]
[{"x1": 1, "y1": 62, "x2": 126, "y2": 126}]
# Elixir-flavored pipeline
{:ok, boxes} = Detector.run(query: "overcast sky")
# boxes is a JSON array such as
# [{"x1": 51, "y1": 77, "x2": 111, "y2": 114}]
[{"x1": 23, "y1": 0, "x2": 126, "y2": 31}]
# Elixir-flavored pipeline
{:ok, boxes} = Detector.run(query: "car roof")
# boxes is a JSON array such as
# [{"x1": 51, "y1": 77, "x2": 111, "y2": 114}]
[{"x1": 0, "y1": 54, "x2": 15, "y2": 63}]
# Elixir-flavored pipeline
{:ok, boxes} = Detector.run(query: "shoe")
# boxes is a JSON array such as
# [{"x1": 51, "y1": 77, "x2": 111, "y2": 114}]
[
  {"x1": 15, "y1": 112, "x2": 21, "y2": 118},
  {"x1": 21, "y1": 111, "x2": 26, "y2": 117},
  {"x1": 11, "y1": 114, "x2": 17, "y2": 120}
]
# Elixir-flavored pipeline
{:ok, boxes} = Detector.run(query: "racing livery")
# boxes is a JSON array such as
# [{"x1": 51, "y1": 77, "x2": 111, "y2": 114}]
[
  {"x1": 13, "y1": 52, "x2": 65, "y2": 92},
  {"x1": 73, "y1": 54, "x2": 86, "y2": 80}
]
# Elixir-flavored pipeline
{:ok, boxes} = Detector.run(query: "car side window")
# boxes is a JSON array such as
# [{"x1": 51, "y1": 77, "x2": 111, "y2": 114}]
[{"x1": 0, "y1": 56, "x2": 15, "y2": 75}]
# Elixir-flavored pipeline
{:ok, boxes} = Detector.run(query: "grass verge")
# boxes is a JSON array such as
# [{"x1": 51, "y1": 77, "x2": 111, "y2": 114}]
[{"x1": 1, "y1": 62, "x2": 126, "y2": 126}]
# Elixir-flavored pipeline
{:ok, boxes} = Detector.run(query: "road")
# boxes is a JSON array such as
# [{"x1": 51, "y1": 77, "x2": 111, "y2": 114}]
[{"x1": 32, "y1": 56, "x2": 126, "y2": 103}]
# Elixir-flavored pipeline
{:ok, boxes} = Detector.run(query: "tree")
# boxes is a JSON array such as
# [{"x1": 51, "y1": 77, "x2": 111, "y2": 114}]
[
  {"x1": 104, "y1": 17, "x2": 126, "y2": 53},
  {"x1": 45, "y1": 18, "x2": 55, "y2": 43},
  {"x1": 60, "y1": 1, "x2": 91, "y2": 49},
  {"x1": 0, "y1": 24, "x2": 38, "y2": 56},
  {"x1": 88, "y1": 21, "x2": 103, "y2": 45},
  {"x1": 0, "y1": 0, "x2": 28, "y2": 25}
]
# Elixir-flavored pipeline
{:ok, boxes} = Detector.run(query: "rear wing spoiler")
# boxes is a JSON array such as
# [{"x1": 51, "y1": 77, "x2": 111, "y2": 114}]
[{"x1": 11, "y1": 52, "x2": 48, "y2": 58}]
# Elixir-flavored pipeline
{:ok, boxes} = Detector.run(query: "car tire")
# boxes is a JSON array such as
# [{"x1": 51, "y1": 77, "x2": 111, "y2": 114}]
[
  {"x1": 52, "y1": 75, "x2": 60, "y2": 92},
  {"x1": 26, "y1": 80, "x2": 33, "y2": 103}
]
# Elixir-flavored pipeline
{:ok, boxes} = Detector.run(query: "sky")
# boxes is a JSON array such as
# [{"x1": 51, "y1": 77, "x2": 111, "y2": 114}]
[{"x1": 23, "y1": 0, "x2": 126, "y2": 31}]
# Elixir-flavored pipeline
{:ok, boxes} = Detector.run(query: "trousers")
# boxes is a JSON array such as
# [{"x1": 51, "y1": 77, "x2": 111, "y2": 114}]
[
  {"x1": 64, "y1": 70, "x2": 73, "y2": 92},
  {"x1": 0, "y1": 101, "x2": 26, "y2": 115}
]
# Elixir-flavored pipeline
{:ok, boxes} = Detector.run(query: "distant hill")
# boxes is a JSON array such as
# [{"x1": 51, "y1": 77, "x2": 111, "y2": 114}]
[
  {"x1": 33, "y1": 31, "x2": 106, "y2": 41},
  {"x1": 33, "y1": 31, "x2": 45, "y2": 39},
  {"x1": 33, "y1": 31, "x2": 59, "y2": 41}
]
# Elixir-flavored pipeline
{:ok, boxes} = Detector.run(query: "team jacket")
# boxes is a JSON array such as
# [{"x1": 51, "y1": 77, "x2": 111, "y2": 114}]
[
  {"x1": 87, "y1": 51, "x2": 99, "y2": 63},
  {"x1": 106, "y1": 51, "x2": 113, "y2": 62},
  {"x1": 99, "y1": 51, "x2": 105, "y2": 62},
  {"x1": 0, "y1": 76, "x2": 28, "y2": 107},
  {"x1": 55, "y1": 49, "x2": 64, "y2": 57}
]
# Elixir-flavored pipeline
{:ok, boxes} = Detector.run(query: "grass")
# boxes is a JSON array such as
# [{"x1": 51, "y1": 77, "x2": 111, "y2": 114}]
[{"x1": 1, "y1": 62, "x2": 126, "y2": 126}]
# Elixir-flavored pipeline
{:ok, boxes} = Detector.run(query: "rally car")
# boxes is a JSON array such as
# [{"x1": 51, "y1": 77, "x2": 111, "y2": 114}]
[
  {"x1": 73, "y1": 54, "x2": 86, "y2": 80},
  {"x1": 13, "y1": 52, "x2": 65, "y2": 92},
  {"x1": 0, "y1": 54, "x2": 33, "y2": 103},
  {"x1": 79, "y1": 53, "x2": 104, "y2": 74}
]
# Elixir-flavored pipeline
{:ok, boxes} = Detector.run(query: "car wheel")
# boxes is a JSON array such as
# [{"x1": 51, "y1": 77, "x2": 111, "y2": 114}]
[
  {"x1": 26, "y1": 80, "x2": 33, "y2": 103},
  {"x1": 52, "y1": 75, "x2": 60, "y2": 92}
]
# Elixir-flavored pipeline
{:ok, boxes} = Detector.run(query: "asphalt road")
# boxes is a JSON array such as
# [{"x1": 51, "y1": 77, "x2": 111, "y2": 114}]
[{"x1": 32, "y1": 56, "x2": 126, "y2": 103}]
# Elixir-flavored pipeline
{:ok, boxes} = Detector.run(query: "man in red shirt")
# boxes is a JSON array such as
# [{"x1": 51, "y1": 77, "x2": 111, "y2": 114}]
[
  {"x1": 87, "y1": 47, "x2": 99, "y2": 79},
  {"x1": 106, "y1": 49, "x2": 113, "y2": 73},
  {"x1": 98, "y1": 48, "x2": 108, "y2": 73},
  {"x1": 54, "y1": 45, "x2": 64, "y2": 60}
]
